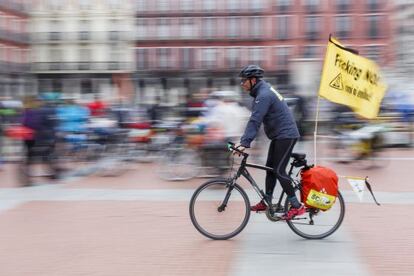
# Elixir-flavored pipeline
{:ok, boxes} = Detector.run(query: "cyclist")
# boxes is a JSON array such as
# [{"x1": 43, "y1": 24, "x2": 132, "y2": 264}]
[{"x1": 234, "y1": 64, "x2": 305, "y2": 220}]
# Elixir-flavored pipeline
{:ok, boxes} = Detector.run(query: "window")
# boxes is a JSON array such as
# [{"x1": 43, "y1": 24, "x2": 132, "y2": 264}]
[
  {"x1": 158, "y1": 19, "x2": 170, "y2": 39},
  {"x1": 49, "y1": 0, "x2": 62, "y2": 10},
  {"x1": 336, "y1": 0, "x2": 351, "y2": 12},
  {"x1": 364, "y1": 45, "x2": 381, "y2": 62},
  {"x1": 79, "y1": 48, "x2": 91, "y2": 70},
  {"x1": 49, "y1": 20, "x2": 61, "y2": 40},
  {"x1": 335, "y1": 16, "x2": 351, "y2": 38},
  {"x1": 136, "y1": 48, "x2": 148, "y2": 70},
  {"x1": 136, "y1": 0, "x2": 147, "y2": 11},
  {"x1": 0, "y1": 46, "x2": 5, "y2": 62},
  {"x1": 367, "y1": 15, "x2": 381, "y2": 38},
  {"x1": 11, "y1": 17, "x2": 20, "y2": 33},
  {"x1": 81, "y1": 79, "x2": 92, "y2": 94},
  {"x1": 250, "y1": 0, "x2": 265, "y2": 11},
  {"x1": 304, "y1": 16, "x2": 321, "y2": 39},
  {"x1": 227, "y1": 48, "x2": 240, "y2": 68},
  {"x1": 276, "y1": 0, "x2": 291, "y2": 12},
  {"x1": 367, "y1": 0, "x2": 380, "y2": 11},
  {"x1": 181, "y1": 0, "x2": 192, "y2": 11},
  {"x1": 276, "y1": 47, "x2": 290, "y2": 67},
  {"x1": 277, "y1": 16, "x2": 289, "y2": 40},
  {"x1": 201, "y1": 48, "x2": 216, "y2": 69},
  {"x1": 302, "y1": 45, "x2": 320, "y2": 58},
  {"x1": 180, "y1": 48, "x2": 194, "y2": 69},
  {"x1": 228, "y1": 17, "x2": 240, "y2": 38},
  {"x1": 203, "y1": 18, "x2": 215, "y2": 38},
  {"x1": 50, "y1": 19, "x2": 61, "y2": 32},
  {"x1": 202, "y1": 0, "x2": 216, "y2": 11},
  {"x1": 157, "y1": 0, "x2": 169, "y2": 11},
  {"x1": 180, "y1": 18, "x2": 194, "y2": 39},
  {"x1": 23, "y1": 48, "x2": 30, "y2": 63},
  {"x1": 12, "y1": 48, "x2": 20, "y2": 63},
  {"x1": 110, "y1": 44, "x2": 120, "y2": 62},
  {"x1": 228, "y1": 0, "x2": 239, "y2": 11},
  {"x1": 79, "y1": 0, "x2": 91, "y2": 10},
  {"x1": 79, "y1": 20, "x2": 90, "y2": 40},
  {"x1": 250, "y1": 17, "x2": 262, "y2": 38},
  {"x1": 79, "y1": 48, "x2": 91, "y2": 61},
  {"x1": 109, "y1": 19, "x2": 119, "y2": 40},
  {"x1": 50, "y1": 47, "x2": 62, "y2": 69},
  {"x1": 303, "y1": 0, "x2": 319, "y2": 12},
  {"x1": 136, "y1": 19, "x2": 147, "y2": 39},
  {"x1": 249, "y1": 48, "x2": 263, "y2": 65},
  {"x1": 107, "y1": 0, "x2": 119, "y2": 9},
  {"x1": 157, "y1": 48, "x2": 171, "y2": 68},
  {"x1": 0, "y1": 13, "x2": 5, "y2": 30}
]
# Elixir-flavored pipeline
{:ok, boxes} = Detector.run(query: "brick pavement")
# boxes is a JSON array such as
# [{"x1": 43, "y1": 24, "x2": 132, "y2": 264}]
[
  {"x1": 346, "y1": 203, "x2": 414, "y2": 276},
  {"x1": 0, "y1": 201, "x2": 237, "y2": 276},
  {"x1": 0, "y1": 141, "x2": 413, "y2": 275}
]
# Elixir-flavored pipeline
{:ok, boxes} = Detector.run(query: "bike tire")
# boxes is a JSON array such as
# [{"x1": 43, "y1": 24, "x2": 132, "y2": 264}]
[
  {"x1": 285, "y1": 191, "x2": 345, "y2": 240},
  {"x1": 189, "y1": 179, "x2": 250, "y2": 240}
]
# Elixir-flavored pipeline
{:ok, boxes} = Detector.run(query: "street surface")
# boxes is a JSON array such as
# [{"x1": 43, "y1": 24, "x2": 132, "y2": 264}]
[{"x1": 0, "y1": 140, "x2": 413, "y2": 275}]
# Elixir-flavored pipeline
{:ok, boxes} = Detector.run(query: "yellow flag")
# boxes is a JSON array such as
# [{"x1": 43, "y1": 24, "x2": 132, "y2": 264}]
[{"x1": 318, "y1": 36, "x2": 387, "y2": 119}]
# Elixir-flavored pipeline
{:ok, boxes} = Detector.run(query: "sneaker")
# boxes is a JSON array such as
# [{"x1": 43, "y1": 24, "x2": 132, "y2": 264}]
[
  {"x1": 250, "y1": 200, "x2": 267, "y2": 212},
  {"x1": 282, "y1": 205, "x2": 306, "y2": 220}
]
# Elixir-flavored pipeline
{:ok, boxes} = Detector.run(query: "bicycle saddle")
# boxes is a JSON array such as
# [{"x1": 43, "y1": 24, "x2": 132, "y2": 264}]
[{"x1": 291, "y1": 153, "x2": 306, "y2": 160}]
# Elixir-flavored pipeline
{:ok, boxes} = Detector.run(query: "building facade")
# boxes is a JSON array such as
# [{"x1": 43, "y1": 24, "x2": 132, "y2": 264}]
[
  {"x1": 31, "y1": 0, "x2": 135, "y2": 101},
  {"x1": 393, "y1": 0, "x2": 414, "y2": 77},
  {"x1": 135, "y1": 0, "x2": 395, "y2": 102},
  {"x1": 0, "y1": 0, "x2": 31, "y2": 99}
]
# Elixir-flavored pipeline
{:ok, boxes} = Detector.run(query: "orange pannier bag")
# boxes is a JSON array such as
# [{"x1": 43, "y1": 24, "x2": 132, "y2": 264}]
[{"x1": 300, "y1": 166, "x2": 338, "y2": 211}]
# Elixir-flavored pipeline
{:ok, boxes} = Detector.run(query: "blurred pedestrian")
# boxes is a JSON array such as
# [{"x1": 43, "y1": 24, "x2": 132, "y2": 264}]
[
  {"x1": 234, "y1": 65, "x2": 303, "y2": 220},
  {"x1": 87, "y1": 94, "x2": 107, "y2": 117},
  {"x1": 21, "y1": 95, "x2": 60, "y2": 186}
]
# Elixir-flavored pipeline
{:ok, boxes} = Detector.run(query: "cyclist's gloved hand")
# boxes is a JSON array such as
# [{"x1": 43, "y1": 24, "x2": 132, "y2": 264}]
[{"x1": 233, "y1": 143, "x2": 246, "y2": 156}]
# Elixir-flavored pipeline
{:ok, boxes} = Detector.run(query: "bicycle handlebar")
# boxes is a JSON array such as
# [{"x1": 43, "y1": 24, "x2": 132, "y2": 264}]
[{"x1": 227, "y1": 142, "x2": 249, "y2": 158}]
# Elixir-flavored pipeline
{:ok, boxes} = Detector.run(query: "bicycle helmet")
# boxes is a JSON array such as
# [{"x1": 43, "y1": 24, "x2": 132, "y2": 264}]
[{"x1": 239, "y1": 64, "x2": 264, "y2": 79}]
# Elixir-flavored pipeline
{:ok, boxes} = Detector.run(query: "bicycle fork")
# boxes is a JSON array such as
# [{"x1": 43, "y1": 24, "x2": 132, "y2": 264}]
[{"x1": 217, "y1": 181, "x2": 234, "y2": 212}]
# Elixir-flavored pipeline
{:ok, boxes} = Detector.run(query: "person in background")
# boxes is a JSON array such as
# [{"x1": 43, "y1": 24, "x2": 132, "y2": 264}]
[
  {"x1": 21, "y1": 95, "x2": 60, "y2": 185},
  {"x1": 87, "y1": 94, "x2": 107, "y2": 117}
]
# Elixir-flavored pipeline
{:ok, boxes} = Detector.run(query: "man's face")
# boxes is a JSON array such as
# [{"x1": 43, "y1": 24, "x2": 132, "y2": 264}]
[{"x1": 240, "y1": 77, "x2": 256, "y2": 92}]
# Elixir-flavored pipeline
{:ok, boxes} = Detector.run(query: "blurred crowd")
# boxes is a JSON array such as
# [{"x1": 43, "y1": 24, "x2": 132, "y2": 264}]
[
  {"x1": 0, "y1": 89, "x2": 253, "y2": 185},
  {"x1": 0, "y1": 84, "x2": 413, "y2": 185}
]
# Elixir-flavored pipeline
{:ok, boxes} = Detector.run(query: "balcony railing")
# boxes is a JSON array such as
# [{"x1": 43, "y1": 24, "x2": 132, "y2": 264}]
[
  {"x1": 31, "y1": 31, "x2": 133, "y2": 43},
  {"x1": 305, "y1": 31, "x2": 320, "y2": 41},
  {"x1": 135, "y1": 32, "x2": 267, "y2": 41},
  {"x1": 31, "y1": 62, "x2": 133, "y2": 72},
  {"x1": 79, "y1": 31, "x2": 91, "y2": 41},
  {"x1": 49, "y1": 32, "x2": 61, "y2": 41},
  {"x1": 0, "y1": 61, "x2": 31, "y2": 73},
  {"x1": 0, "y1": 28, "x2": 30, "y2": 44},
  {"x1": 336, "y1": 4, "x2": 350, "y2": 13}
]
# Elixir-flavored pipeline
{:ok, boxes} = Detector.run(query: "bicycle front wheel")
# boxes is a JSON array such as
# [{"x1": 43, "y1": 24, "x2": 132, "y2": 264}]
[
  {"x1": 189, "y1": 179, "x2": 250, "y2": 240},
  {"x1": 285, "y1": 191, "x2": 345, "y2": 239}
]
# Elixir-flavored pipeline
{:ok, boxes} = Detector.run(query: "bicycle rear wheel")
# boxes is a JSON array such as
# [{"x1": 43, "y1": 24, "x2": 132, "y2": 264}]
[
  {"x1": 189, "y1": 179, "x2": 250, "y2": 240},
  {"x1": 285, "y1": 191, "x2": 345, "y2": 239}
]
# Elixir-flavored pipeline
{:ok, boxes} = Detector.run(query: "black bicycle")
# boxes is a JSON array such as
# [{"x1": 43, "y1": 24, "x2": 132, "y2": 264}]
[{"x1": 189, "y1": 142, "x2": 345, "y2": 240}]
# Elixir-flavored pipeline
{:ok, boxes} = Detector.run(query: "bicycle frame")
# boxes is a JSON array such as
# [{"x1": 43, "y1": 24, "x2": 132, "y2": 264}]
[{"x1": 220, "y1": 152, "x2": 302, "y2": 214}]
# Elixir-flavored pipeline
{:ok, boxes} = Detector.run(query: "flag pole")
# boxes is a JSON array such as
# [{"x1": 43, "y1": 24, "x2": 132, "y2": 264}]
[{"x1": 313, "y1": 96, "x2": 321, "y2": 165}]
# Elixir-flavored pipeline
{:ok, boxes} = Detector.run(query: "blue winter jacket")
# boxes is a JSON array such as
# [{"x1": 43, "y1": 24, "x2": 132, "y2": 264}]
[{"x1": 240, "y1": 80, "x2": 300, "y2": 148}]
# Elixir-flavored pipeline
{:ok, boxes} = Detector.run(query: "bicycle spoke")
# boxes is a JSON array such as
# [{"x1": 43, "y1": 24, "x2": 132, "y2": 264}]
[
  {"x1": 189, "y1": 179, "x2": 250, "y2": 240},
  {"x1": 286, "y1": 191, "x2": 345, "y2": 239}
]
